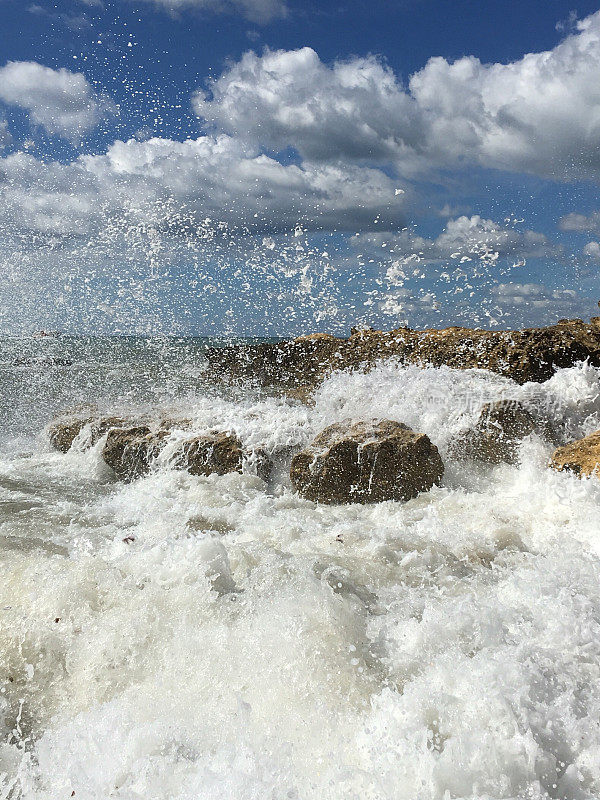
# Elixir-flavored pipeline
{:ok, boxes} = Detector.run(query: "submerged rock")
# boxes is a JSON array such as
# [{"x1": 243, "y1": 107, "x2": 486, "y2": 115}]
[
  {"x1": 205, "y1": 318, "x2": 600, "y2": 387},
  {"x1": 550, "y1": 431, "x2": 600, "y2": 478},
  {"x1": 290, "y1": 419, "x2": 444, "y2": 504},
  {"x1": 450, "y1": 400, "x2": 556, "y2": 464}
]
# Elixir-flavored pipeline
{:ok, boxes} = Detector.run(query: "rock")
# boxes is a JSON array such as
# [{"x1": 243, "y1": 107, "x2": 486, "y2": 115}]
[
  {"x1": 48, "y1": 408, "x2": 193, "y2": 454},
  {"x1": 49, "y1": 408, "x2": 265, "y2": 482},
  {"x1": 284, "y1": 385, "x2": 315, "y2": 406},
  {"x1": 48, "y1": 416, "x2": 92, "y2": 453},
  {"x1": 205, "y1": 318, "x2": 600, "y2": 388},
  {"x1": 102, "y1": 427, "x2": 167, "y2": 480},
  {"x1": 102, "y1": 428, "x2": 261, "y2": 482},
  {"x1": 550, "y1": 431, "x2": 600, "y2": 477},
  {"x1": 173, "y1": 432, "x2": 244, "y2": 477},
  {"x1": 290, "y1": 419, "x2": 444, "y2": 504},
  {"x1": 48, "y1": 412, "x2": 137, "y2": 453},
  {"x1": 450, "y1": 400, "x2": 555, "y2": 464}
]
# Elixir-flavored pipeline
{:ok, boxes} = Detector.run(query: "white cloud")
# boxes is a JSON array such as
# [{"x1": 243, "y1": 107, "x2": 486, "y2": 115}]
[
  {"x1": 194, "y1": 10, "x2": 600, "y2": 181},
  {"x1": 193, "y1": 47, "x2": 425, "y2": 171},
  {"x1": 351, "y1": 215, "x2": 560, "y2": 281},
  {"x1": 560, "y1": 210, "x2": 600, "y2": 234},
  {"x1": 0, "y1": 61, "x2": 116, "y2": 142},
  {"x1": 490, "y1": 282, "x2": 581, "y2": 314},
  {"x1": 0, "y1": 134, "x2": 407, "y2": 237},
  {"x1": 583, "y1": 241, "x2": 600, "y2": 260},
  {"x1": 0, "y1": 119, "x2": 11, "y2": 148},
  {"x1": 134, "y1": 0, "x2": 286, "y2": 23}
]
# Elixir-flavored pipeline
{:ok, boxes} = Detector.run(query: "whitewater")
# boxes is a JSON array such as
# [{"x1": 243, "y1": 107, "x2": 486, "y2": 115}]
[{"x1": 2, "y1": 335, "x2": 600, "y2": 800}]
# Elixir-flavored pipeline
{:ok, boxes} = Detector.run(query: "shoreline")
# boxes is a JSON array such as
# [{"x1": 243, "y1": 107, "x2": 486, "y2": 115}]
[{"x1": 205, "y1": 317, "x2": 600, "y2": 388}]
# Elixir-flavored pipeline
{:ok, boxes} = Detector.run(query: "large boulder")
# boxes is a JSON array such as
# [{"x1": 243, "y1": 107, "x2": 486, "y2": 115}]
[
  {"x1": 49, "y1": 410, "x2": 270, "y2": 482},
  {"x1": 449, "y1": 400, "x2": 556, "y2": 464},
  {"x1": 290, "y1": 419, "x2": 444, "y2": 504},
  {"x1": 550, "y1": 431, "x2": 600, "y2": 478},
  {"x1": 102, "y1": 427, "x2": 265, "y2": 482}
]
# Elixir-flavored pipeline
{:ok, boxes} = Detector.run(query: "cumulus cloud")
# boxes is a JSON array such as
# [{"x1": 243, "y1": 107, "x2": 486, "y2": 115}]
[
  {"x1": 560, "y1": 210, "x2": 600, "y2": 234},
  {"x1": 193, "y1": 48, "x2": 423, "y2": 169},
  {"x1": 351, "y1": 215, "x2": 560, "y2": 281},
  {"x1": 0, "y1": 119, "x2": 11, "y2": 148},
  {"x1": 583, "y1": 241, "x2": 600, "y2": 260},
  {"x1": 0, "y1": 134, "x2": 407, "y2": 238},
  {"x1": 0, "y1": 61, "x2": 116, "y2": 141},
  {"x1": 134, "y1": 0, "x2": 286, "y2": 23},
  {"x1": 490, "y1": 282, "x2": 581, "y2": 314},
  {"x1": 194, "y1": 10, "x2": 600, "y2": 181}
]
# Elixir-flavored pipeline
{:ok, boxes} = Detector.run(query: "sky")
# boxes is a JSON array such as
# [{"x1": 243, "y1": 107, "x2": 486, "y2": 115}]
[{"x1": 0, "y1": 0, "x2": 600, "y2": 335}]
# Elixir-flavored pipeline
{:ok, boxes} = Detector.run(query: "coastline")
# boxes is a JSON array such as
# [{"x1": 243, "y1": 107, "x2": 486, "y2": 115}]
[{"x1": 205, "y1": 318, "x2": 600, "y2": 387}]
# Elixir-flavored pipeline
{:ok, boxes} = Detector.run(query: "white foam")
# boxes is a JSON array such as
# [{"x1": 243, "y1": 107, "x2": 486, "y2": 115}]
[{"x1": 2, "y1": 362, "x2": 600, "y2": 799}]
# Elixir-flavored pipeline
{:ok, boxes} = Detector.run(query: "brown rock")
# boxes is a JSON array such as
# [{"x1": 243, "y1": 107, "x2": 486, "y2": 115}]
[
  {"x1": 290, "y1": 419, "x2": 444, "y2": 504},
  {"x1": 205, "y1": 319, "x2": 600, "y2": 388},
  {"x1": 48, "y1": 416, "x2": 92, "y2": 453},
  {"x1": 173, "y1": 432, "x2": 244, "y2": 477},
  {"x1": 48, "y1": 413, "x2": 139, "y2": 453},
  {"x1": 294, "y1": 333, "x2": 338, "y2": 342},
  {"x1": 284, "y1": 385, "x2": 315, "y2": 406},
  {"x1": 102, "y1": 427, "x2": 167, "y2": 480},
  {"x1": 550, "y1": 431, "x2": 600, "y2": 477},
  {"x1": 450, "y1": 400, "x2": 556, "y2": 464}
]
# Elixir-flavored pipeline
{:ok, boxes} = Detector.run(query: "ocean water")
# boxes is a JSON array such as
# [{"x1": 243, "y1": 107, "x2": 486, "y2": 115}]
[{"x1": 2, "y1": 336, "x2": 600, "y2": 799}]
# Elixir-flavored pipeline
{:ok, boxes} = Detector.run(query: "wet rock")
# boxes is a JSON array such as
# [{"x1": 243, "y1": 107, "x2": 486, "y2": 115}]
[
  {"x1": 205, "y1": 318, "x2": 600, "y2": 387},
  {"x1": 550, "y1": 430, "x2": 600, "y2": 478},
  {"x1": 205, "y1": 334, "x2": 343, "y2": 387},
  {"x1": 173, "y1": 432, "x2": 244, "y2": 477},
  {"x1": 290, "y1": 419, "x2": 444, "y2": 504},
  {"x1": 48, "y1": 416, "x2": 92, "y2": 453},
  {"x1": 102, "y1": 427, "x2": 168, "y2": 480},
  {"x1": 284, "y1": 385, "x2": 315, "y2": 406},
  {"x1": 450, "y1": 400, "x2": 556, "y2": 464},
  {"x1": 48, "y1": 413, "x2": 137, "y2": 453}
]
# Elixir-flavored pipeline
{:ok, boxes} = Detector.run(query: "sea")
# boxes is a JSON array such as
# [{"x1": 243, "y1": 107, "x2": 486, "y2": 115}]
[{"x1": 1, "y1": 334, "x2": 600, "y2": 799}]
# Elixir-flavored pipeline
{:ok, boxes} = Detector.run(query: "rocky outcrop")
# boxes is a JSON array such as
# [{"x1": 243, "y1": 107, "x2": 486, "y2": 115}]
[
  {"x1": 205, "y1": 318, "x2": 600, "y2": 388},
  {"x1": 290, "y1": 419, "x2": 444, "y2": 504},
  {"x1": 48, "y1": 412, "x2": 139, "y2": 453},
  {"x1": 550, "y1": 431, "x2": 600, "y2": 478},
  {"x1": 450, "y1": 400, "x2": 557, "y2": 464}
]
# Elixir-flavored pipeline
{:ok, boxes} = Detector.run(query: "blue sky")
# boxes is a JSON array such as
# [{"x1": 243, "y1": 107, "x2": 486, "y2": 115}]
[{"x1": 0, "y1": 0, "x2": 599, "y2": 335}]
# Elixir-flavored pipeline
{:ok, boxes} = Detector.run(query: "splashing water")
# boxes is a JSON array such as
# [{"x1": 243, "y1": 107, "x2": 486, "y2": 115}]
[{"x1": 1, "y1": 338, "x2": 600, "y2": 799}]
